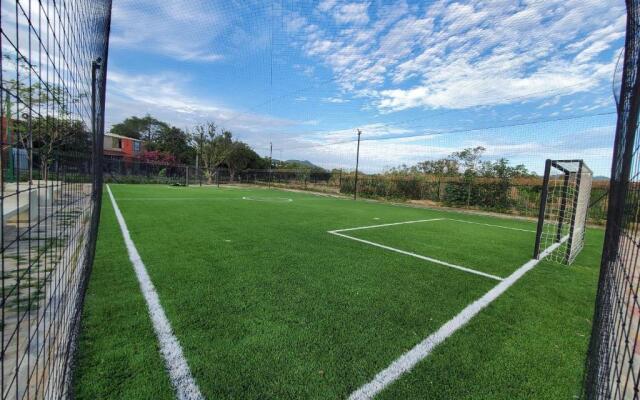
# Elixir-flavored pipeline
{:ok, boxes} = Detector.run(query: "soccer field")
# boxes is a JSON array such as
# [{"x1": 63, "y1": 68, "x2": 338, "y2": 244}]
[{"x1": 73, "y1": 184, "x2": 604, "y2": 399}]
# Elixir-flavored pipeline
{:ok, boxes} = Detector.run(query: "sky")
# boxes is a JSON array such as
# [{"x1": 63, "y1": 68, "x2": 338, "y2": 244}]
[{"x1": 105, "y1": 0, "x2": 626, "y2": 175}]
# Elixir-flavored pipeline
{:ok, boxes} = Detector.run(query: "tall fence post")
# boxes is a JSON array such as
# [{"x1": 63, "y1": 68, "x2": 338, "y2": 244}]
[{"x1": 268, "y1": 142, "x2": 273, "y2": 189}]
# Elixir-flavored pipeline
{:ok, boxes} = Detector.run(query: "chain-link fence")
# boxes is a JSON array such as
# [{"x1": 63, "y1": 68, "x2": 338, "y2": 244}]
[
  {"x1": 0, "y1": 1, "x2": 111, "y2": 398},
  {"x1": 585, "y1": 1, "x2": 640, "y2": 398}
]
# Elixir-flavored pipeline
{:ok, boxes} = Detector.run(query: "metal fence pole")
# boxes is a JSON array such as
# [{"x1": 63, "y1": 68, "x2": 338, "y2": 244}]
[
  {"x1": 354, "y1": 129, "x2": 362, "y2": 200},
  {"x1": 268, "y1": 142, "x2": 273, "y2": 189}
]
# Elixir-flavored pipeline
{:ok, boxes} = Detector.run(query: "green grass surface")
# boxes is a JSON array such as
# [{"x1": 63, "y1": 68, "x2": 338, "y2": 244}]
[
  {"x1": 73, "y1": 190, "x2": 174, "y2": 400},
  {"x1": 74, "y1": 184, "x2": 604, "y2": 399}
]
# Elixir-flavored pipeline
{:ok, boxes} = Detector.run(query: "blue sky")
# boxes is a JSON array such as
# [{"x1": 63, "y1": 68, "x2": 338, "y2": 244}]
[{"x1": 105, "y1": 0, "x2": 626, "y2": 175}]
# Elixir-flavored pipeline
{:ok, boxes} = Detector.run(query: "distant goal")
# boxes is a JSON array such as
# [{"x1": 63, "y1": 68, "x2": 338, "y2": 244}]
[{"x1": 533, "y1": 160, "x2": 593, "y2": 265}]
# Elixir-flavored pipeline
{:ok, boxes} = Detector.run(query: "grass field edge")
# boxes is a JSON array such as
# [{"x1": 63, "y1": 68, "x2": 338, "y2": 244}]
[{"x1": 106, "y1": 185, "x2": 204, "y2": 400}]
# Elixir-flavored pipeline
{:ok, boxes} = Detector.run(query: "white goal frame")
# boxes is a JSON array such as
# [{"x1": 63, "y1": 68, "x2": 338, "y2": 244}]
[{"x1": 533, "y1": 159, "x2": 593, "y2": 265}]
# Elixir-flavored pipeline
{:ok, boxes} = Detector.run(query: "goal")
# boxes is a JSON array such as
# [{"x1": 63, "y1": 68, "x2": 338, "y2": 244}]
[{"x1": 533, "y1": 160, "x2": 593, "y2": 264}]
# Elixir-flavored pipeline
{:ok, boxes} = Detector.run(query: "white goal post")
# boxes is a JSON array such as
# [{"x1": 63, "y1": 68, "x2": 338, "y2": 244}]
[{"x1": 533, "y1": 159, "x2": 593, "y2": 265}]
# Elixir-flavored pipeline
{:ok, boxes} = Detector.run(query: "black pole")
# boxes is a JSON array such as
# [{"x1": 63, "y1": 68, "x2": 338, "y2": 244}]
[
  {"x1": 533, "y1": 159, "x2": 552, "y2": 259},
  {"x1": 268, "y1": 141, "x2": 273, "y2": 189},
  {"x1": 354, "y1": 129, "x2": 362, "y2": 200},
  {"x1": 198, "y1": 130, "x2": 203, "y2": 187},
  {"x1": 584, "y1": 4, "x2": 640, "y2": 397}
]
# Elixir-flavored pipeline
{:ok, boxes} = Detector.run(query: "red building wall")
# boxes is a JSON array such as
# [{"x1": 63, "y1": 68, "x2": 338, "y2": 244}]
[{"x1": 121, "y1": 137, "x2": 134, "y2": 157}]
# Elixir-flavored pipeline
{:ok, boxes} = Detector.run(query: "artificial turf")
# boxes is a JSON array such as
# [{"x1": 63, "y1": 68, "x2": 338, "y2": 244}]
[{"x1": 74, "y1": 184, "x2": 604, "y2": 399}]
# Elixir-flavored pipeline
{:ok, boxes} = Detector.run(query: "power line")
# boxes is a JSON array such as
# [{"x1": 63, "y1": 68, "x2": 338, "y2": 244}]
[{"x1": 277, "y1": 111, "x2": 617, "y2": 151}]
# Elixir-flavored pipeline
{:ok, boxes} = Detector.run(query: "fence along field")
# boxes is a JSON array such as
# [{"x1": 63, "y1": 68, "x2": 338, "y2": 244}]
[
  {"x1": 102, "y1": 156, "x2": 611, "y2": 225},
  {"x1": 0, "y1": 0, "x2": 111, "y2": 399},
  {"x1": 71, "y1": 1, "x2": 640, "y2": 400},
  {"x1": 1, "y1": 0, "x2": 640, "y2": 399}
]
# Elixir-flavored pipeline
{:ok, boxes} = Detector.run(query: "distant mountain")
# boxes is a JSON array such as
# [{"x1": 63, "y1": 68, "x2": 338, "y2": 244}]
[
  {"x1": 286, "y1": 160, "x2": 320, "y2": 168},
  {"x1": 593, "y1": 176, "x2": 610, "y2": 181},
  {"x1": 276, "y1": 159, "x2": 326, "y2": 171}
]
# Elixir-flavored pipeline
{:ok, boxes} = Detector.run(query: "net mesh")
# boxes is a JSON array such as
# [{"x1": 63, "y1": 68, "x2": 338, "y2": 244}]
[
  {"x1": 536, "y1": 160, "x2": 593, "y2": 265},
  {"x1": 0, "y1": 1, "x2": 111, "y2": 399},
  {"x1": 585, "y1": 1, "x2": 640, "y2": 398}
]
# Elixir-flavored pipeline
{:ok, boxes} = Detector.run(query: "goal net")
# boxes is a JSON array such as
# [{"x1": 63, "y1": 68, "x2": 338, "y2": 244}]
[{"x1": 533, "y1": 160, "x2": 593, "y2": 265}]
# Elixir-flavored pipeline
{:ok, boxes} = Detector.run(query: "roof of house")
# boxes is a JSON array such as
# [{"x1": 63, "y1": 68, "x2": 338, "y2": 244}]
[{"x1": 105, "y1": 132, "x2": 142, "y2": 141}]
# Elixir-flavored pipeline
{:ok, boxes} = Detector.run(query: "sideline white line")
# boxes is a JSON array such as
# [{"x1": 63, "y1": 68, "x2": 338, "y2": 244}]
[
  {"x1": 446, "y1": 218, "x2": 536, "y2": 233},
  {"x1": 116, "y1": 197, "x2": 239, "y2": 201},
  {"x1": 328, "y1": 231, "x2": 503, "y2": 281},
  {"x1": 106, "y1": 185, "x2": 204, "y2": 400},
  {"x1": 331, "y1": 218, "x2": 445, "y2": 233},
  {"x1": 348, "y1": 236, "x2": 568, "y2": 400}
]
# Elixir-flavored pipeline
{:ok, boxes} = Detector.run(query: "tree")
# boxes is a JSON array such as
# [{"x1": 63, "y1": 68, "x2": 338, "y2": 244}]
[
  {"x1": 193, "y1": 122, "x2": 229, "y2": 184},
  {"x1": 154, "y1": 126, "x2": 194, "y2": 164},
  {"x1": 2, "y1": 51, "x2": 89, "y2": 183},
  {"x1": 111, "y1": 115, "x2": 198, "y2": 164},
  {"x1": 479, "y1": 158, "x2": 534, "y2": 179},
  {"x1": 192, "y1": 122, "x2": 269, "y2": 183},
  {"x1": 451, "y1": 146, "x2": 486, "y2": 180},
  {"x1": 111, "y1": 115, "x2": 168, "y2": 140},
  {"x1": 415, "y1": 158, "x2": 460, "y2": 176},
  {"x1": 225, "y1": 142, "x2": 262, "y2": 181}
]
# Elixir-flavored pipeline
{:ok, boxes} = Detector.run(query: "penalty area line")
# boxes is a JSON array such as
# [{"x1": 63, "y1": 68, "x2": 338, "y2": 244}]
[
  {"x1": 446, "y1": 218, "x2": 536, "y2": 233},
  {"x1": 106, "y1": 185, "x2": 204, "y2": 400},
  {"x1": 330, "y1": 218, "x2": 445, "y2": 233},
  {"x1": 327, "y1": 230, "x2": 502, "y2": 281},
  {"x1": 347, "y1": 236, "x2": 568, "y2": 400}
]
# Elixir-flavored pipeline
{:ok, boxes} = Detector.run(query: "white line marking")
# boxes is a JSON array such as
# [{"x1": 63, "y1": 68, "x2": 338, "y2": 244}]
[
  {"x1": 106, "y1": 185, "x2": 204, "y2": 400},
  {"x1": 328, "y1": 231, "x2": 503, "y2": 281},
  {"x1": 242, "y1": 196, "x2": 293, "y2": 202},
  {"x1": 331, "y1": 218, "x2": 445, "y2": 233},
  {"x1": 446, "y1": 218, "x2": 536, "y2": 233},
  {"x1": 348, "y1": 236, "x2": 568, "y2": 400}
]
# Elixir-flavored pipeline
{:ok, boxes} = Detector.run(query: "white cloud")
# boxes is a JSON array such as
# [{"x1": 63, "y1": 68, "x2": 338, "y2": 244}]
[
  {"x1": 110, "y1": 1, "x2": 225, "y2": 62},
  {"x1": 333, "y1": 3, "x2": 370, "y2": 25},
  {"x1": 287, "y1": 0, "x2": 625, "y2": 113},
  {"x1": 318, "y1": 0, "x2": 339, "y2": 13},
  {"x1": 109, "y1": 0, "x2": 271, "y2": 63},
  {"x1": 323, "y1": 97, "x2": 350, "y2": 103},
  {"x1": 106, "y1": 71, "x2": 295, "y2": 136}
]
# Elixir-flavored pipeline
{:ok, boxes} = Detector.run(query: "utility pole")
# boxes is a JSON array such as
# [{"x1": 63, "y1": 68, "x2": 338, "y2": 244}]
[
  {"x1": 354, "y1": 129, "x2": 362, "y2": 200},
  {"x1": 268, "y1": 141, "x2": 273, "y2": 189},
  {"x1": 198, "y1": 129, "x2": 203, "y2": 186}
]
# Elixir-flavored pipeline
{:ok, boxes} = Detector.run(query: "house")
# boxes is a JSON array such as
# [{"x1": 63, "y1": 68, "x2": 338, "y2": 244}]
[{"x1": 103, "y1": 132, "x2": 143, "y2": 159}]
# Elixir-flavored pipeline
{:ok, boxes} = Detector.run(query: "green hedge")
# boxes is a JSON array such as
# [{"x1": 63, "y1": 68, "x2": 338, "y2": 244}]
[{"x1": 340, "y1": 176, "x2": 607, "y2": 224}]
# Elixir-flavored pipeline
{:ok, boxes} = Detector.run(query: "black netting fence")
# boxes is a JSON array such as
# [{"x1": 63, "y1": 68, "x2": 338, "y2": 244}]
[
  {"x1": 0, "y1": 1, "x2": 111, "y2": 399},
  {"x1": 102, "y1": 157, "x2": 611, "y2": 226},
  {"x1": 585, "y1": 0, "x2": 640, "y2": 398}
]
